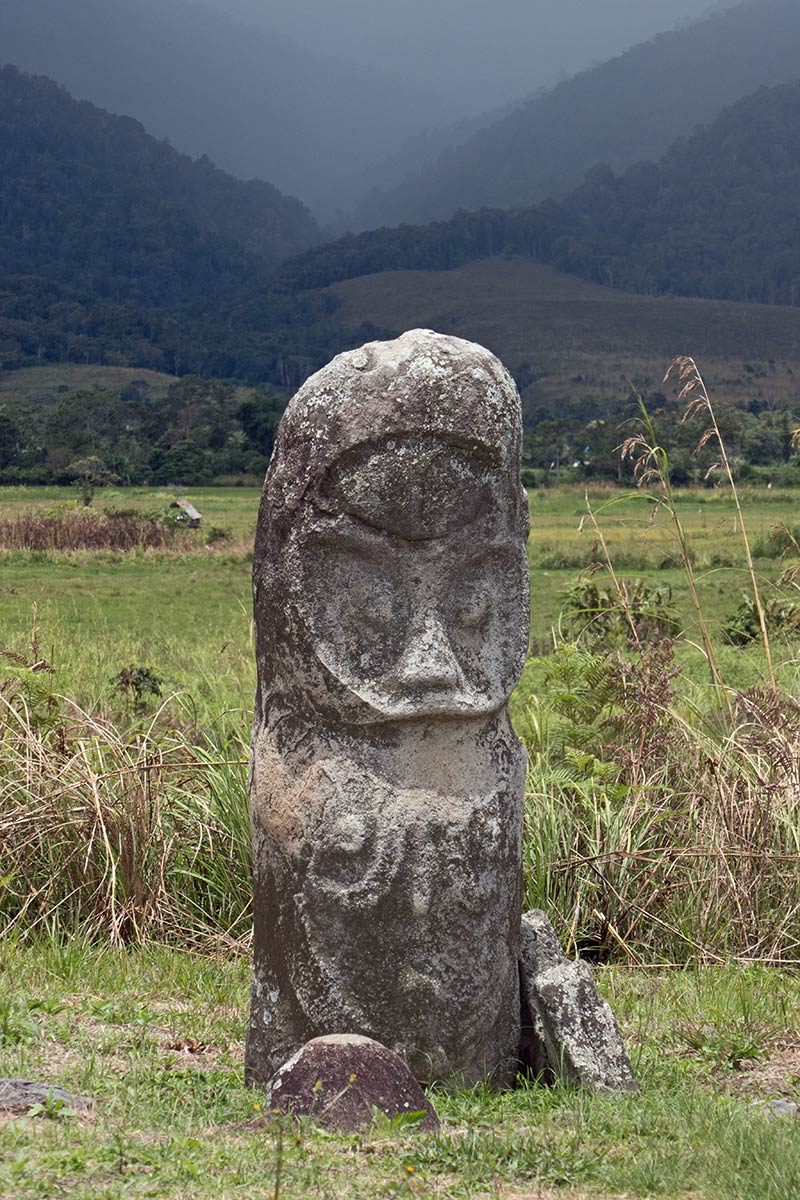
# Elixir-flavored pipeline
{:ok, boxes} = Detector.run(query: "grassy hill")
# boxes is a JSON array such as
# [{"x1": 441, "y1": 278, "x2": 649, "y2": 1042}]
[
  {"x1": 0, "y1": 365, "x2": 176, "y2": 406},
  {"x1": 330, "y1": 259, "x2": 800, "y2": 422}
]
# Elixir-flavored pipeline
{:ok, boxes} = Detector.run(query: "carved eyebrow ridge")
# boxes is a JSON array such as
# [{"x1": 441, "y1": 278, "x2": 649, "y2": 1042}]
[
  {"x1": 309, "y1": 508, "x2": 448, "y2": 549},
  {"x1": 309, "y1": 509, "x2": 523, "y2": 562}
]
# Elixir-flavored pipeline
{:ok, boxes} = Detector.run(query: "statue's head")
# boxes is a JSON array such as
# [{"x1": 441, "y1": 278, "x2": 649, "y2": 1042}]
[{"x1": 254, "y1": 329, "x2": 529, "y2": 730}]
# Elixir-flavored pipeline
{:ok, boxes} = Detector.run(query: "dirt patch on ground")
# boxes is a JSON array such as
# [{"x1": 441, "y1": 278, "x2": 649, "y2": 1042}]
[
  {"x1": 717, "y1": 1045, "x2": 800, "y2": 1101},
  {"x1": 497, "y1": 1191, "x2": 629, "y2": 1199}
]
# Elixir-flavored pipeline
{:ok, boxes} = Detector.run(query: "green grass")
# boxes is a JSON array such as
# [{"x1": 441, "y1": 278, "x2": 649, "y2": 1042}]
[
  {"x1": 0, "y1": 554, "x2": 254, "y2": 720},
  {"x1": 0, "y1": 487, "x2": 259, "y2": 719},
  {"x1": 2, "y1": 946, "x2": 800, "y2": 1199},
  {"x1": 3, "y1": 484, "x2": 800, "y2": 1196},
  {"x1": 0, "y1": 483, "x2": 795, "y2": 715}
]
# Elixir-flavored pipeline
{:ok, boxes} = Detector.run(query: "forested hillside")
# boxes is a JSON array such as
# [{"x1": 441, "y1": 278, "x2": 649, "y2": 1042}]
[
  {"x1": 353, "y1": 0, "x2": 800, "y2": 227},
  {"x1": 0, "y1": 66, "x2": 319, "y2": 271},
  {"x1": 0, "y1": 67, "x2": 373, "y2": 384},
  {"x1": 284, "y1": 78, "x2": 800, "y2": 309},
  {"x1": 0, "y1": 0, "x2": 437, "y2": 216}
]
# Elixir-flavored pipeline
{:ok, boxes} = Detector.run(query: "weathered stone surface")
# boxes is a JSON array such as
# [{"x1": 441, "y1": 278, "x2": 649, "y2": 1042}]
[
  {"x1": 519, "y1": 910, "x2": 636, "y2": 1092},
  {"x1": 751, "y1": 1099, "x2": 799, "y2": 1118},
  {"x1": 266, "y1": 1034, "x2": 439, "y2": 1132},
  {"x1": 246, "y1": 329, "x2": 530, "y2": 1088},
  {"x1": 0, "y1": 1079, "x2": 93, "y2": 1114}
]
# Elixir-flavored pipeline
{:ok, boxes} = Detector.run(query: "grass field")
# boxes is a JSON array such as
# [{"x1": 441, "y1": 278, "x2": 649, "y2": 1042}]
[
  {"x1": 0, "y1": 482, "x2": 796, "y2": 715},
  {"x1": 3, "y1": 945, "x2": 800, "y2": 1200}
]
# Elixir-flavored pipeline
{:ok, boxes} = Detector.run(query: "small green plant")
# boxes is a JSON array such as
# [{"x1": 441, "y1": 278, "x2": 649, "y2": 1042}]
[
  {"x1": 24, "y1": 1092, "x2": 78, "y2": 1121},
  {"x1": 368, "y1": 1107, "x2": 429, "y2": 1135},
  {"x1": 723, "y1": 593, "x2": 800, "y2": 645},
  {"x1": 0, "y1": 997, "x2": 39, "y2": 1047},
  {"x1": 110, "y1": 665, "x2": 164, "y2": 714},
  {"x1": 559, "y1": 575, "x2": 679, "y2": 647}
]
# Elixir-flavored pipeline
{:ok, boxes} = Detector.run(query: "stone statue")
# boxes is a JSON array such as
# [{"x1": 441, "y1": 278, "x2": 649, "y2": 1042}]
[{"x1": 245, "y1": 329, "x2": 531, "y2": 1087}]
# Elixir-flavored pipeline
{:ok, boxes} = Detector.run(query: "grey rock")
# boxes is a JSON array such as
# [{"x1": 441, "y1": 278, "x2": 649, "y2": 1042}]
[
  {"x1": 520, "y1": 907, "x2": 567, "y2": 973},
  {"x1": 0, "y1": 1079, "x2": 93, "y2": 1114},
  {"x1": 751, "y1": 1099, "x2": 799, "y2": 1118},
  {"x1": 519, "y1": 910, "x2": 636, "y2": 1093},
  {"x1": 266, "y1": 1033, "x2": 439, "y2": 1133},
  {"x1": 246, "y1": 329, "x2": 530, "y2": 1088}
]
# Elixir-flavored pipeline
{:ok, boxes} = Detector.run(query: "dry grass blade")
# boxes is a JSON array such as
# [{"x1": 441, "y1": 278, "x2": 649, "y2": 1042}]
[
  {"x1": 616, "y1": 385, "x2": 732, "y2": 721},
  {"x1": 0, "y1": 692, "x2": 251, "y2": 947},
  {"x1": 666, "y1": 354, "x2": 776, "y2": 688}
]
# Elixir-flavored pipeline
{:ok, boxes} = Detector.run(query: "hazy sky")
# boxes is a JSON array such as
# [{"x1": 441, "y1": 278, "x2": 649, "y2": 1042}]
[{"x1": 211, "y1": 0, "x2": 731, "y2": 119}]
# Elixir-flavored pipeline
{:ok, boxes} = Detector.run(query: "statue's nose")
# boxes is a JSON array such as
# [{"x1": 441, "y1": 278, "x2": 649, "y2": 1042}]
[{"x1": 394, "y1": 612, "x2": 461, "y2": 692}]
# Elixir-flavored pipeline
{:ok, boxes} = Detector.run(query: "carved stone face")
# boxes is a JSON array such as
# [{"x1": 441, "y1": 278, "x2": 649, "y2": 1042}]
[
  {"x1": 247, "y1": 331, "x2": 529, "y2": 1087},
  {"x1": 295, "y1": 433, "x2": 530, "y2": 724}
]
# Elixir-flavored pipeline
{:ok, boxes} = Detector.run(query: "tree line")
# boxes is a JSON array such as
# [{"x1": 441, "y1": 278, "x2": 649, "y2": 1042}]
[
  {"x1": 0, "y1": 377, "x2": 288, "y2": 486},
  {"x1": 3, "y1": 374, "x2": 798, "y2": 488}
]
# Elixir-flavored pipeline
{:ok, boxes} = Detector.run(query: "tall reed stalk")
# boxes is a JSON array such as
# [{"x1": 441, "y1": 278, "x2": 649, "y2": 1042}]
[
  {"x1": 619, "y1": 394, "x2": 733, "y2": 725},
  {"x1": 666, "y1": 356, "x2": 776, "y2": 688}
]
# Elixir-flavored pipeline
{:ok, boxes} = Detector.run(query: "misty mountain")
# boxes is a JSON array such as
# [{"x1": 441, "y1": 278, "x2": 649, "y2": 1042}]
[
  {"x1": 210, "y1": 0, "x2": 720, "y2": 124},
  {"x1": 352, "y1": 0, "x2": 800, "y2": 228},
  {"x1": 280, "y1": 76, "x2": 800, "y2": 311},
  {"x1": 0, "y1": 65, "x2": 319, "y2": 275},
  {"x1": 0, "y1": 66, "x2": 337, "y2": 380},
  {"x1": 0, "y1": 0, "x2": 439, "y2": 217}
]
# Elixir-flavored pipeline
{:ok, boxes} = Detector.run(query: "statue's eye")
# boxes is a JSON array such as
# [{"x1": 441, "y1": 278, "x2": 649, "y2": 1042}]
[{"x1": 458, "y1": 596, "x2": 490, "y2": 629}]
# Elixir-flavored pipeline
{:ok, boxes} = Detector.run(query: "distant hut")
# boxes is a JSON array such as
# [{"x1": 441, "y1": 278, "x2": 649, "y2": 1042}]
[{"x1": 170, "y1": 499, "x2": 202, "y2": 528}]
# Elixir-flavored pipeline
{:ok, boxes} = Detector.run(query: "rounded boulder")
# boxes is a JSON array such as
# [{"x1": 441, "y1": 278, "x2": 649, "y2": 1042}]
[{"x1": 265, "y1": 1034, "x2": 439, "y2": 1133}]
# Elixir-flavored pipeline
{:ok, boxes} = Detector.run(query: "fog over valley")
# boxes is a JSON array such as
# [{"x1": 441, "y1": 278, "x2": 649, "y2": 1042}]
[
  {"x1": 210, "y1": 0, "x2": 725, "y2": 119},
  {"x1": 0, "y1": 0, "x2": 732, "y2": 217}
]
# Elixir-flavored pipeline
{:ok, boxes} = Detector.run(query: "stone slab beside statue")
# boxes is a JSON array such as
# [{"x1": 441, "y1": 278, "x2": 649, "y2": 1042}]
[{"x1": 245, "y1": 329, "x2": 634, "y2": 1105}]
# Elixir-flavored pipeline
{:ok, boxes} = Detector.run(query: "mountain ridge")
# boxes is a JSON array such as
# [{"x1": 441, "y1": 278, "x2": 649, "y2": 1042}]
[
  {"x1": 0, "y1": 65, "x2": 341, "y2": 382},
  {"x1": 281, "y1": 75, "x2": 800, "y2": 312},
  {"x1": 352, "y1": 0, "x2": 800, "y2": 229},
  {"x1": 0, "y1": 0, "x2": 440, "y2": 216}
]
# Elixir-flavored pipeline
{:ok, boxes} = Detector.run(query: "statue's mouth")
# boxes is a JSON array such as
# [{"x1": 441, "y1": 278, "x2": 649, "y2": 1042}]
[{"x1": 341, "y1": 682, "x2": 503, "y2": 724}]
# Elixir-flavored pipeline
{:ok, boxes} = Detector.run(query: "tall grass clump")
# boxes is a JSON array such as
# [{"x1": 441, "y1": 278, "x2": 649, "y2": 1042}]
[
  {"x1": 517, "y1": 644, "x2": 800, "y2": 964},
  {"x1": 0, "y1": 690, "x2": 252, "y2": 947},
  {"x1": 0, "y1": 508, "x2": 197, "y2": 552},
  {"x1": 516, "y1": 358, "x2": 800, "y2": 964}
]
